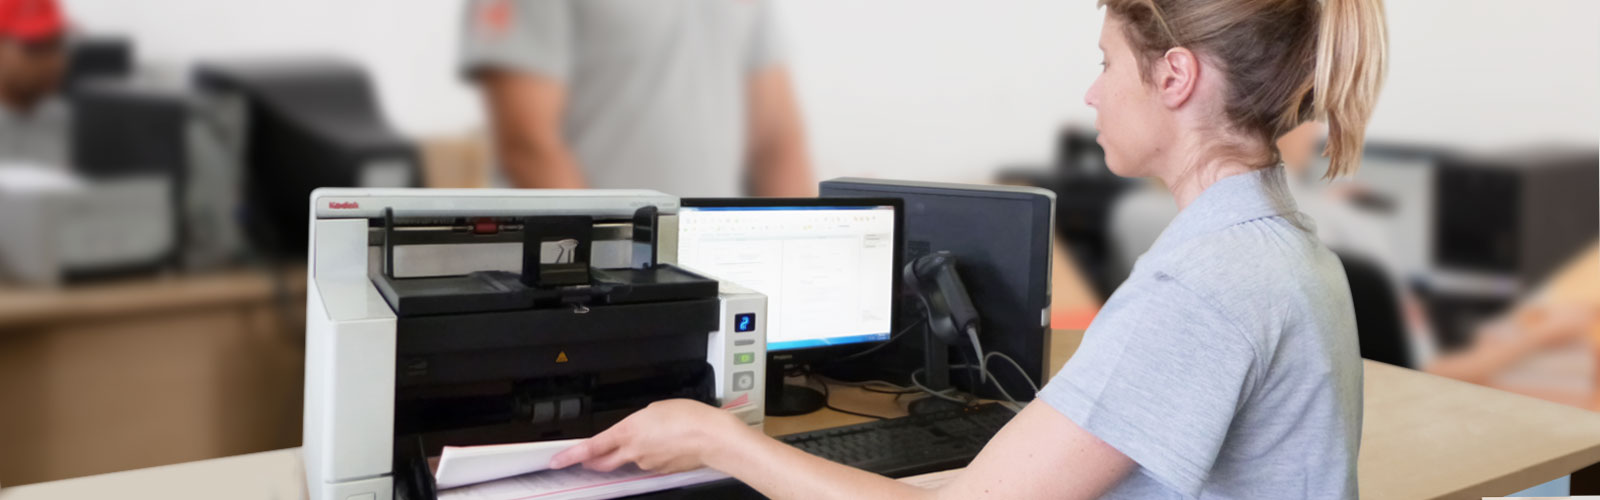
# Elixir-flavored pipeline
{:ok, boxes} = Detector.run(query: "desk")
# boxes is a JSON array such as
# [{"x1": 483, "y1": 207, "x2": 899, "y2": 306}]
[
  {"x1": 763, "y1": 330, "x2": 1085, "y2": 437},
  {"x1": 9, "y1": 330, "x2": 1600, "y2": 500},
  {"x1": 0, "y1": 268, "x2": 306, "y2": 486}
]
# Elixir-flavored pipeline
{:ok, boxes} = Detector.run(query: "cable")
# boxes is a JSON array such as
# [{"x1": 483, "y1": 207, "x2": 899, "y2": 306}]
[
  {"x1": 862, "y1": 386, "x2": 923, "y2": 395},
  {"x1": 965, "y1": 326, "x2": 986, "y2": 387},
  {"x1": 820, "y1": 317, "x2": 925, "y2": 366},
  {"x1": 812, "y1": 375, "x2": 896, "y2": 420},
  {"x1": 908, "y1": 367, "x2": 977, "y2": 406},
  {"x1": 949, "y1": 348, "x2": 1040, "y2": 409},
  {"x1": 984, "y1": 351, "x2": 1042, "y2": 394},
  {"x1": 813, "y1": 376, "x2": 922, "y2": 394},
  {"x1": 979, "y1": 367, "x2": 1023, "y2": 407}
]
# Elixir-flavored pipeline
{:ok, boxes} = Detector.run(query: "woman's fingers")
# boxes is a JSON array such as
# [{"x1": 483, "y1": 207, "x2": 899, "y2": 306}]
[
  {"x1": 586, "y1": 449, "x2": 635, "y2": 472},
  {"x1": 549, "y1": 429, "x2": 623, "y2": 469}
]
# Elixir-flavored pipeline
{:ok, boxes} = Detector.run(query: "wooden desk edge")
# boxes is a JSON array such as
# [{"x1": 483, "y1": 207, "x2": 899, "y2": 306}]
[
  {"x1": 1439, "y1": 441, "x2": 1600, "y2": 500},
  {"x1": 0, "y1": 267, "x2": 307, "y2": 330}
]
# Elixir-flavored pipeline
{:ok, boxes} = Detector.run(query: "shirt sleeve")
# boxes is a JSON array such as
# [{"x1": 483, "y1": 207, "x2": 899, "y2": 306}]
[
  {"x1": 745, "y1": 0, "x2": 787, "y2": 73},
  {"x1": 1037, "y1": 271, "x2": 1260, "y2": 497},
  {"x1": 459, "y1": 0, "x2": 574, "y2": 82}
]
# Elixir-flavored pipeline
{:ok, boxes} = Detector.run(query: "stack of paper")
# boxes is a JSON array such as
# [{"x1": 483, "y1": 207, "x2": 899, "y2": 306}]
[{"x1": 433, "y1": 439, "x2": 728, "y2": 500}]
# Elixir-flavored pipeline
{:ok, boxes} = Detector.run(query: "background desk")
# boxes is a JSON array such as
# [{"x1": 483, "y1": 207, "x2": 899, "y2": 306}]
[
  {"x1": 0, "y1": 268, "x2": 307, "y2": 486},
  {"x1": 9, "y1": 330, "x2": 1600, "y2": 499}
]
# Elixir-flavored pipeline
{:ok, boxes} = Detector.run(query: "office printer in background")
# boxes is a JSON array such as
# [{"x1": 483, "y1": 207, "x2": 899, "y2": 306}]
[
  {"x1": 304, "y1": 189, "x2": 767, "y2": 500},
  {"x1": 68, "y1": 70, "x2": 251, "y2": 274},
  {"x1": 196, "y1": 58, "x2": 422, "y2": 258},
  {"x1": 0, "y1": 36, "x2": 192, "y2": 286}
]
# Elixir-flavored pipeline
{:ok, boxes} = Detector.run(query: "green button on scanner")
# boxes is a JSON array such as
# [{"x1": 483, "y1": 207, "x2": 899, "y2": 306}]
[{"x1": 735, "y1": 352, "x2": 755, "y2": 365}]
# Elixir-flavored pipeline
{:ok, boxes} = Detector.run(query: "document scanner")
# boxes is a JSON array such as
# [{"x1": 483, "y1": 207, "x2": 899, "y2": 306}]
[{"x1": 303, "y1": 189, "x2": 767, "y2": 500}]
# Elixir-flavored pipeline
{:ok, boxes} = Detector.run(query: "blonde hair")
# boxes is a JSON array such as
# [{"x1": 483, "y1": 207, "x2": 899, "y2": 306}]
[{"x1": 1097, "y1": 0, "x2": 1388, "y2": 178}]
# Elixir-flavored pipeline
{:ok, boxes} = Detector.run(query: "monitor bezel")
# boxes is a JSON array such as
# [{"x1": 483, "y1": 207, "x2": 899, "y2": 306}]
[{"x1": 679, "y1": 197, "x2": 905, "y2": 362}]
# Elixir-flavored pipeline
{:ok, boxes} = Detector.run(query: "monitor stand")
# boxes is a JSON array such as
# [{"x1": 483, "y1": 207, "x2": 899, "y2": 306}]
[
  {"x1": 908, "y1": 330, "x2": 966, "y2": 415},
  {"x1": 765, "y1": 360, "x2": 826, "y2": 416}
]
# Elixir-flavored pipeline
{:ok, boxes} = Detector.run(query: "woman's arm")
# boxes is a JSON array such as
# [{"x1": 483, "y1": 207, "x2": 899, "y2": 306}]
[{"x1": 549, "y1": 399, "x2": 1136, "y2": 500}]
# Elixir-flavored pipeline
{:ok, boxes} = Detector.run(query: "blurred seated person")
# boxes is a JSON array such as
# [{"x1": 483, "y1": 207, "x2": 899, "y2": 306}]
[
  {"x1": 459, "y1": 0, "x2": 815, "y2": 197},
  {"x1": 0, "y1": 0, "x2": 69, "y2": 167},
  {"x1": 1107, "y1": 123, "x2": 1599, "y2": 386}
]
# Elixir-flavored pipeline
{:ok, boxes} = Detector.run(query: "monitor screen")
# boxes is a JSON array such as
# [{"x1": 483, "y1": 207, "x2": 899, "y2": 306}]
[{"x1": 676, "y1": 203, "x2": 897, "y2": 352}]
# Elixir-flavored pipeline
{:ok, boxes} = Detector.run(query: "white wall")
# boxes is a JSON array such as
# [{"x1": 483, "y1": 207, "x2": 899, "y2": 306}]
[
  {"x1": 64, "y1": 0, "x2": 478, "y2": 140},
  {"x1": 64, "y1": 0, "x2": 1600, "y2": 183},
  {"x1": 1372, "y1": 1, "x2": 1600, "y2": 150}
]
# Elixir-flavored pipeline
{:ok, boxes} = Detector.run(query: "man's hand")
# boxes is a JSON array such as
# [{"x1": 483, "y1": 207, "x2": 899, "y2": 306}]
[{"x1": 549, "y1": 399, "x2": 754, "y2": 474}]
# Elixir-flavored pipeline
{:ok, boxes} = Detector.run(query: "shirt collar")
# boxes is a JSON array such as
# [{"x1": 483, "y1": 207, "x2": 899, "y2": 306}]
[{"x1": 1146, "y1": 165, "x2": 1307, "y2": 255}]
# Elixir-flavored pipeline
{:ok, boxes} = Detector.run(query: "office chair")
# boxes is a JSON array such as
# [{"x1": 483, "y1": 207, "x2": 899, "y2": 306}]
[{"x1": 1336, "y1": 250, "x2": 1413, "y2": 368}]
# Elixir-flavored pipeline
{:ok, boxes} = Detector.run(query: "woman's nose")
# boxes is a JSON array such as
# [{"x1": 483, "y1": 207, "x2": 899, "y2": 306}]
[{"x1": 1084, "y1": 78, "x2": 1100, "y2": 108}]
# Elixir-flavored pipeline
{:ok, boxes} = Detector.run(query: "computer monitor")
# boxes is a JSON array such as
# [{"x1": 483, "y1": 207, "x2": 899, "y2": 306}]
[
  {"x1": 675, "y1": 198, "x2": 903, "y2": 415},
  {"x1": 819, "y1": 178, "x2": 1055, "y2": 404}
]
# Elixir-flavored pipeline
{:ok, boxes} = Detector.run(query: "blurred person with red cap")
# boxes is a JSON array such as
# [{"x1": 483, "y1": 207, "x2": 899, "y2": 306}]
[{"x1": 0, "y1": 0, "x2": 70, "y2": 168}]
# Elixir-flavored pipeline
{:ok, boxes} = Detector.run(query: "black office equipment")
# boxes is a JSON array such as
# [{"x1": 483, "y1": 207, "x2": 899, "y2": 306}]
[
  {"x1": 195, "y1": 57, "x2": 421, "y2": 257},
  {"x1": 63, "y1": 35, "x2": 134, "y2": 92},
  {"x1": 70, "y1": 79, "x2": 188, "y2": 180},
  {"x1": 820, "y1": 178, "x2": 1055, "y2": 404},
  {"x1": 1434, "y1": 148, "x2": 1599, "y2": 288},
  {"x1": 777, "y1": 402, "x2": 1016, "y2": 478},
  {"x1": 995, "y1": 127, "x2": 1140, "y2": 299},
  {"x1": 905, "y1": 251, "x2": 985, "y2": 412},
  {"x1": 56, "y1": 78, "x2": 188, "y2": 279},
  {"x1": 906, "y1": 252, "x2": 980, "y2": 346},
  {"x1": 1051, "y1": 127, "x2": 1139, "y2": 298},
  {"x1": 357, "y1": 206, "x2": 735, "y2": 500},
  {"x1": 1427, "y1": 147, "x2": 1598, "y2": 350},
  {"x1": 1338, "y1": 250, "x2": 1413, "y2": 368}
]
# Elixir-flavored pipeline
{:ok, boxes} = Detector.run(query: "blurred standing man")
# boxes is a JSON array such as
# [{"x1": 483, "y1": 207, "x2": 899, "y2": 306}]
[
  {"x1": 460, "y1": 0, "x2": 816, "y2": 197},
  {"x1": 0, "y1": 0, "x2": 69, "y2": 167}
]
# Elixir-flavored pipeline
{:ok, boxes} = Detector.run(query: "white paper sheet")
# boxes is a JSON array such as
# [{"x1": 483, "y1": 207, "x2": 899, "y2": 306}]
[
  {"x1": 438, "y1": 465, "x2": 726, "y2": 500},
  {"x1": 434, "y1": 439, "x2": 584, "y2": 490},
  {"x1": 433, "y1": 440, "x2": 728, "y2": 499}
]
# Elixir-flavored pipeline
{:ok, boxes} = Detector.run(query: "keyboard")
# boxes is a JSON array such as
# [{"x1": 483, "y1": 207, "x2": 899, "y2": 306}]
[{"x1": 776, "y1": 402, "x2": 1016, "y2": 478}]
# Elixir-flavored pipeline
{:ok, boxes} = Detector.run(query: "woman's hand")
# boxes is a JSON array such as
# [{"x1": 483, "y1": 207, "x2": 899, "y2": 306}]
[{"x1": 548, "y1": 398, "x2": 753, "y2": 474}]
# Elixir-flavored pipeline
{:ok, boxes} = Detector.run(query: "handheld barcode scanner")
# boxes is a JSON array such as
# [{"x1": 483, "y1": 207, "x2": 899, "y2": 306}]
[
  {"x1": 905, "y1": 252, "x2": 986, "y2": 413},
  {"x1": 906, "y1": 252, "x2": 981, "y2": 345}
]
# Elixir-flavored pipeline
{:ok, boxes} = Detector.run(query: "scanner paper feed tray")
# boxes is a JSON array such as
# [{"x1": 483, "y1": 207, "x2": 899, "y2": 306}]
[{"x1": 374, "y1": 265, "x2": 718, "y2": 317}]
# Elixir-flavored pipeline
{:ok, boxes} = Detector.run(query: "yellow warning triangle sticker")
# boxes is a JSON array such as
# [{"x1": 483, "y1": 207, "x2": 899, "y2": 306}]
[{"x1": 555, "y1": 351, "x2": 569, "y2": 363}]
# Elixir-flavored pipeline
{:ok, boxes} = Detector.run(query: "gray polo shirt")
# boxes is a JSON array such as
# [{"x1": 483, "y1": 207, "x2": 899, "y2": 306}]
[
  {"x1": 1039, "y1": 166, "x2": 1362, "y2": 498},
  {"x1": 459, "y1": 0, "x2": 786, "y2": 197}
]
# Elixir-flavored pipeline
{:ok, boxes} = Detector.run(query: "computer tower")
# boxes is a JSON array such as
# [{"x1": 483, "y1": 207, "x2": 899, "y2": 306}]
[{"x1": 820, "y1": 178, "x2": 1055, "y2": 403}]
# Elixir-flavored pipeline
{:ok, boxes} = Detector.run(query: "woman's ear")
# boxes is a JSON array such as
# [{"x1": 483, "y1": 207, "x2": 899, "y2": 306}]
[{"x1": 1155, "y1": 47, "x2": 1200, "y2": 109}]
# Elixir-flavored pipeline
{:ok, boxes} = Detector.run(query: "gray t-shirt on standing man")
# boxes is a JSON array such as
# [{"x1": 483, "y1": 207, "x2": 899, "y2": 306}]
[
  {"x1": 1039, "y1": 166, "x2": 1362, "y2": 498},
  {"x1": 459, "y1": 0, "x2": 787, "y2": 197}
]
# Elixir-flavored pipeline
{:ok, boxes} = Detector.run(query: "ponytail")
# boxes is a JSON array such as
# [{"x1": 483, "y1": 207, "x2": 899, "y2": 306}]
[
  {"x1": 1313, "y1": 0, "x2": 1388, "y2": 179},
  {"x1": 1102, "y1": 0, "x2": 1388, "y2": 178}
]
